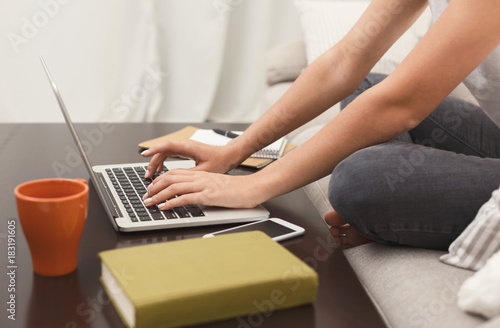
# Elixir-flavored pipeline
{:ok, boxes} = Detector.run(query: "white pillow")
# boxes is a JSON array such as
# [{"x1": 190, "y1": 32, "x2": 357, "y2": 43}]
[
  {"x1": 458, "y1": 249, "x2": 500, "y2": 319},
  {"x1": 440, "y1": 186, "x2": 500, "y2": 271},
  {"x1": 295, "y1": 0, "x2": 432, "y2": 74}
]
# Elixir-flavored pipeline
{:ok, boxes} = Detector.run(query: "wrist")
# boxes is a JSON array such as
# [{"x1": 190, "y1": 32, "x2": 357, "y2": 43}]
[
  {"x1": 224, "y1": 139, "x2": 253, "y2": 168},
  {"x1": 244, "y1": 169, "x2": 283, "y2": 206}
]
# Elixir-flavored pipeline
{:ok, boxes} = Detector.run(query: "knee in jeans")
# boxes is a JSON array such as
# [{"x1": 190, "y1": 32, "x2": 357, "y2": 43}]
[{"x1": 328, "y1": 146, "x2": 390, "y2": 227}]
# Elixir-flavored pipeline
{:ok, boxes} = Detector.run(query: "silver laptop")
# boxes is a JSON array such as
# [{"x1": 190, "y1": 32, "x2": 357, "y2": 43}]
[{"x1": 40, "y1": 56, "x2": 269, "y2": 232}]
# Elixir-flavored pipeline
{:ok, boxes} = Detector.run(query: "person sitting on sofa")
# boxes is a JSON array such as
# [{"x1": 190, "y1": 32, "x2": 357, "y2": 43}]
[{"x1": 141, "y1": 0, "x2": 500, "y2": 251}]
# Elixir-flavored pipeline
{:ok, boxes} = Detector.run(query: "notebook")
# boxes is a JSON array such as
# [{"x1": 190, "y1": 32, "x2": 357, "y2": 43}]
[
  {"x1": 138, "y1": 126, "x2": 297, "y2": 169},
  {"x1": 189, "y1": 129, "x2": 288, "y2": 159},
  {"x1": 40, "y1": 56, "x2": 269, "y2": 232}
]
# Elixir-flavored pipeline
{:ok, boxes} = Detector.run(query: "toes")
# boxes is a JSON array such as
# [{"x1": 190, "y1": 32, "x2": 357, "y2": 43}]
[
  {"x1": 325, "y1": 209, "x2": 347, "y2": 227},
  {"x1": 329, "y1": 226, "x2": 348, "y2": 237},
  {"x1": 329, "y1": 226, "x2": 341, "y2": 236},
  {"x1": 329, "y1": 225, "x2": 373, "y2": 249},
  {"x1": 329, "y1": 226, "x2": 348, "y2": 249}
]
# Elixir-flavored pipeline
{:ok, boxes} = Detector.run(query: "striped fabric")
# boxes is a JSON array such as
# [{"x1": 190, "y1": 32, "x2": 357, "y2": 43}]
[
  {"x1": 294, "y1": 1, "x2": 431, "y2": 75},
  {"x1": 440, "y1": 187, "x2": 500, "y2": 271}
]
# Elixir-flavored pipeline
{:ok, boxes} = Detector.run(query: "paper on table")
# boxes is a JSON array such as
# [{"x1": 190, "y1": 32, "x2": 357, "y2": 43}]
[{"x1": 189, "y1": 129, "x2": 288, "y2": 159}]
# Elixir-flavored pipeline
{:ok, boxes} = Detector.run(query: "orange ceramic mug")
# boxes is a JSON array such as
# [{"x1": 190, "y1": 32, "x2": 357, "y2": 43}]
[{"x1": 14, "y1": 178, "x2": 88, "y2": 276}]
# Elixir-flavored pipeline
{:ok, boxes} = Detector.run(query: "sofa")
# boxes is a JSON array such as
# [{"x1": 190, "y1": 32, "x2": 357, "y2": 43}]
[{"x1": 260, "y1": 33, "x2": 500, "y2": 328}]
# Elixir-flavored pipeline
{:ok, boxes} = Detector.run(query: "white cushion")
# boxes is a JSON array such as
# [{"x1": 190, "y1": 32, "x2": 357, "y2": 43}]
[
  {"x1": 295, "y1": 0, "x2": 432, "y2": 74},
  {"x1": 440, "y1": 186, "x2": 500, "y2": 271},
  {"x1": 458, "y1": 250, "x2": 500, "y2": 319}
]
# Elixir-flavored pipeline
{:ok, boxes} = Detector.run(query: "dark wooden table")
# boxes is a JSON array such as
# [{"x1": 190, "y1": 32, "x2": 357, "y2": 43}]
[{"x1": 0, "y1": 123, "x2": 386, "y2": 328}]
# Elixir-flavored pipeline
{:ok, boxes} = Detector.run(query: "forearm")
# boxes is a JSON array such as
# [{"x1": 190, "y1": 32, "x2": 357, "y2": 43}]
[
  {"x1": 247, "y1": 85, "x2": 413, "y2": 203},
  {"x1": 226, "y1": 46, "x2": 368, "y2": 165}
]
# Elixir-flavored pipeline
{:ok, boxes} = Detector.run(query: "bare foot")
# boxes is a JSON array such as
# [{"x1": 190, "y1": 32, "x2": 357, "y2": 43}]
[{"x1": 325, "y1": 209, "x2": 373, "y2": 250}]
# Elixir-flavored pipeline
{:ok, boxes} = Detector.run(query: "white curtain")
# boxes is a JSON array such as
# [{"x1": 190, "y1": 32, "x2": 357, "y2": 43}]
[{"x1": 0, "y1": 0, "x2": 302, "y2": 123}]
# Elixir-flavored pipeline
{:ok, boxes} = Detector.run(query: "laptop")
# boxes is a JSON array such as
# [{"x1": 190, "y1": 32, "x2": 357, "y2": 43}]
[{"x1": 40, "y1": 56, "x2": 269, "y2": 232}]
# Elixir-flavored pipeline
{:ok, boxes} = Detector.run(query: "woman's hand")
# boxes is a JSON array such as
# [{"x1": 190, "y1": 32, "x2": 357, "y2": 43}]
[
  {"x1": 142, "y1": 169, "x2": 262, "y2": 209},
  {"x1": 141, "y1": 139, "x2": 242, "y2": 179}
]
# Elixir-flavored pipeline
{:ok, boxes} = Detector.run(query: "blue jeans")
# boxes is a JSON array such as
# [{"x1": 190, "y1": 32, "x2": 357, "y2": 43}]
[{"x1": 328, "y1": 73, "x2": 500, "y2": 250}]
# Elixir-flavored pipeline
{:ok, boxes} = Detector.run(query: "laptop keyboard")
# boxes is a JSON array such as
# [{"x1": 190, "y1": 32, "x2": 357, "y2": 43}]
[{"x1": 105, "y1": 166, "x2": 205, "y2": 223}]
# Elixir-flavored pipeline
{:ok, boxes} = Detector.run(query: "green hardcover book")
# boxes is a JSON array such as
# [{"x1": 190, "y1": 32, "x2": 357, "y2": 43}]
[{"x1": 98, "y1": 231, "x2": 318, "y2": 328}]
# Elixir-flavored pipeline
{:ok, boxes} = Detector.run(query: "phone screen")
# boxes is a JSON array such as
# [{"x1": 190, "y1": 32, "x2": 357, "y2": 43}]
[{"x1": 213, "y1": 220, "x2": 296, "y2": 239}]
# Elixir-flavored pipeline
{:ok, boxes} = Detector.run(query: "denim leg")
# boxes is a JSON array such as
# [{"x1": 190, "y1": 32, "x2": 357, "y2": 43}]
[
  {"x1": 409, "y1": 95, "x2": 500, "y2": 158},
  {"x1": 328, "y1": 73, "x2": 500, "y2": 249},
  {"x1": 329, "y1": 143, "x2": 500, "y2": 250}
]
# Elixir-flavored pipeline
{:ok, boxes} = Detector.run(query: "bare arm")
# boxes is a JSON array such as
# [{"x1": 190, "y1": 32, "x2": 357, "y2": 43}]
[
  {"x1": 224, "y1": 0, "x2": 429, "y2": 164},
  {"x1": 143, "y1": 0, "x2": 427, "y2": 175},
  {"x1": 145, "y1": 0, "x2": 500, "y2": 210}
]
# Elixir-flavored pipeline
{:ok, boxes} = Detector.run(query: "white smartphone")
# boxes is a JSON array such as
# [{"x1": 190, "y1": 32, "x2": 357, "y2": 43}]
[{"x1": 203, "y1": 218, "x2": 305, "y2": 242}]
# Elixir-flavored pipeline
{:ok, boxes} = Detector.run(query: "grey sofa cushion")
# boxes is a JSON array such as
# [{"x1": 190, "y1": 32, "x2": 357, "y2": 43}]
[
  {"x1": 344, "y1": 244, "x2": 485, "y2": 328},
  {"x1": 265, "y1": 40, "x2": 307, "y2": 86}
]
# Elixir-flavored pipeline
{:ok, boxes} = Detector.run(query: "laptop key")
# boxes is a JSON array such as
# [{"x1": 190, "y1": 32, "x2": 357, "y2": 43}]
[
  {"x1": 151, "y1": 213, "x2": 164, "y2": 220},
  {"x1": 173, "y1": 207, "x2": 190, "y2": 218},
  {"x1": 185, "y1": 205, "x2": 205, "y2": 217},
  {"x1": 162, "y1": 209, "x2": 177, "y2": 219},
  {"x1": 148, "y1": 207, "x2": 160, "y2": 213},
  {"x1": 138, "y1": 215, "x2": 152, "y2": 222}
]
